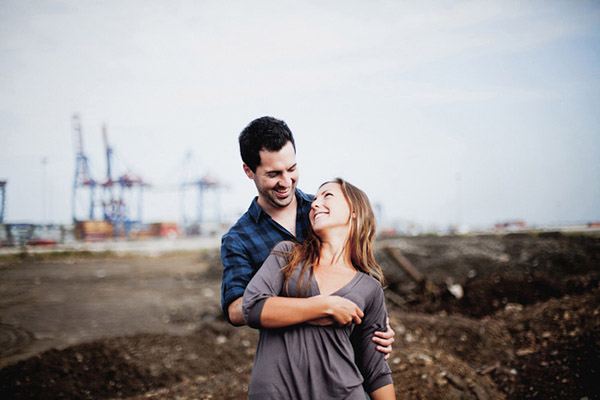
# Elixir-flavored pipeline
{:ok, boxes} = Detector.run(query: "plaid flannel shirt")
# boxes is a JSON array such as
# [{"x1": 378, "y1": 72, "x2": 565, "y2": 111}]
[{"x1": 220, "y1": 188, "x2": 314, "y2": 322}]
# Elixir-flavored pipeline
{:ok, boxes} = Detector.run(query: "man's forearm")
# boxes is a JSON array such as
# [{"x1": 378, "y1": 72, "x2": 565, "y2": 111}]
[{"x1": 228, "y1": 297, "x2": 246, "y2": 326}]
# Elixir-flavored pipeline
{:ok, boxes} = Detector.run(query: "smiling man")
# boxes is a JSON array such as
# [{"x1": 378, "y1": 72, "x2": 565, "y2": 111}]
[{"x1": 220, "y1": 116, "x2": 394, "y2": 357}]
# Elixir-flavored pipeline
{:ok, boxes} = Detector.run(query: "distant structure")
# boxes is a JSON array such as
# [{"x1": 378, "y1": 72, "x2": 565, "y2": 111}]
[
  {"x1": 99, "y1": 124, "x2": 147, "y2": 236},
  {"x1": 494, "y1": 220, "x2": 527, "y2": 232},
  {"x1": 182, "y1": 175, "x2": 223, "y2": 232},
  {"x1": 71, "y1": 114, "x2": 147, "y2": 239},
  {"x1": 72, "y1": 114, "x2": 98, "y2": 222},
  {"x1": 178, "y1": 151, "x2": 223, "y2": 235},
  {"x1": 0, "y1": 180, "x2": 6, "y2": 223}
]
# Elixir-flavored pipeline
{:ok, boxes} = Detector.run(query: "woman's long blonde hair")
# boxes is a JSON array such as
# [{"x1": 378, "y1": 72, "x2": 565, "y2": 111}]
[{"x1": 281, "y1": 178, "x2": 385, "y2": 294}]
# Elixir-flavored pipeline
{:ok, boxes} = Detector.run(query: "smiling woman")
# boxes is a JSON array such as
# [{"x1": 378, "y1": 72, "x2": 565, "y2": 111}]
[
  {"x1": 310, "y1": 181, "x2": 351, "y2": 233},
  {"x1": 243, "y1": 178, "x2": 395, "y2": 400}
]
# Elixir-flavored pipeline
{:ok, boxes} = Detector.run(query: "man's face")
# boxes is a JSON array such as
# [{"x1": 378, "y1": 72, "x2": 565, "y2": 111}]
[{"x1": 244, "y1": 141, "x2": 299, "y2": 209}]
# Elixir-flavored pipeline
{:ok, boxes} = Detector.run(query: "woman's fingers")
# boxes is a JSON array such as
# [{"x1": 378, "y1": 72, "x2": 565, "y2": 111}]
[
  {"x1": 357, "y1": 307, "x2": 364, "y2": 319},
  {"x1": 326, "y1": 296, "x2": 364, "y2": 326}
]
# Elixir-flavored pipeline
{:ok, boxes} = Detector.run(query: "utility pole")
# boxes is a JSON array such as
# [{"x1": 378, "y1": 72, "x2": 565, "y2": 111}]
[
  {"x1": 42, "y1": 157, "x2": 48, "y2": 223},
  {"x1": 0, "y1": 180, "x2": 6, "y2": 223}
]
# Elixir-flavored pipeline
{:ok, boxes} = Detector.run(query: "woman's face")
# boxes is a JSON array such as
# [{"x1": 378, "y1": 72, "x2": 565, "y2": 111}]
[{"x1": 310, "y1": 182, "x2": 351, "y2": 234}]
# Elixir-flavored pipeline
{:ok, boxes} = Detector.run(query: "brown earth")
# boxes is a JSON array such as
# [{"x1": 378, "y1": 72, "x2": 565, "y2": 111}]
[{"x1": 0, "y1": 233, "x2": 598, "y2": 399}]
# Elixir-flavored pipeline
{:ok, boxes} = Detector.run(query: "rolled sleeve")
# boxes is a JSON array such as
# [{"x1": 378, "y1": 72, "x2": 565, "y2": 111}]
[
  {"x1": 242, "y1": 241, "x2": 292, "y2": 329},
  {"x1": 220, "y1": 233, "x2": 254, "y2": 323}
]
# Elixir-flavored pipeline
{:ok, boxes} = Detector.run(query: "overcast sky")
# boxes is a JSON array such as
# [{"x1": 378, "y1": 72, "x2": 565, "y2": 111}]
[{"x1": 1, "y1": 0, "x2": 599, "y2": 229}]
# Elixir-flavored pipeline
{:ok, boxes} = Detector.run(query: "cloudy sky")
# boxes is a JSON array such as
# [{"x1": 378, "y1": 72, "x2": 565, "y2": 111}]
[{"x1": 1, "y1": 0, "x2": 599, "y2": 229}]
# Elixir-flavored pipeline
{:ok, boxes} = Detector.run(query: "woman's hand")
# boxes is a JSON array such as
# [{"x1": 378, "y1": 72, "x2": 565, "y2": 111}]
[{"x1": 323, "y1": 295, "x2": 364, "y2": 326}]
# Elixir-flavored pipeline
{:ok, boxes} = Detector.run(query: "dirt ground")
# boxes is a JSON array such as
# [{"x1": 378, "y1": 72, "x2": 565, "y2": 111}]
[{"x1": 0, "y1": 233, "x2": 598, "y2": 399}]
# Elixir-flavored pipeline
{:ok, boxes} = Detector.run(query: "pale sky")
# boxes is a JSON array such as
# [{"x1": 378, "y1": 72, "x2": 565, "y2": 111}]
[{"x1": 1, "y1": 0, "x2": 599, "y2": 229}]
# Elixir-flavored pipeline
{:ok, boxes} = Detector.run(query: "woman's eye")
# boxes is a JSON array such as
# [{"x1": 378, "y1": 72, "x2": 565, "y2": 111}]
[{"x1": 325, "y1": 193, "x2": 333, "y2": 197}]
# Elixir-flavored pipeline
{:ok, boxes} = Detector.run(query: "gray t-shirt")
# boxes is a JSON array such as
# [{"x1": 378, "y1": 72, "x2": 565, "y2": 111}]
[{"x1": 243, "y1": 241, "x2": 393, "y2": 400}]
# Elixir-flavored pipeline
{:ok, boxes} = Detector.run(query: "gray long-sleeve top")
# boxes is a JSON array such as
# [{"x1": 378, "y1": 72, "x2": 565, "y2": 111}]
[{"x1": 243, "y1": 241, "x2": 393, "y2": 400}]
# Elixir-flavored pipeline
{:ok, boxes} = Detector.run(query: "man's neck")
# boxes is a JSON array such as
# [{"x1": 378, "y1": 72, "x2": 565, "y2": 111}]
[
  {"x1": 257, "y1": 193, "x2": 298, "y2": 219},
  {"x1": 257, "y1": 193, "x2": 298, "y2": 237}
]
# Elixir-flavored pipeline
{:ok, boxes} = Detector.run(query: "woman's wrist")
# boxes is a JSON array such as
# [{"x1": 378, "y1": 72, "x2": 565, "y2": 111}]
[{"x1": 310, "y1": 295, "x2": 333, "y2": 318}]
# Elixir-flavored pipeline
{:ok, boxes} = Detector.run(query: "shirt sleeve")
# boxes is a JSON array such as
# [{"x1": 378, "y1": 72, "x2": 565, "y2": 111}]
[
  {"x1": 242, "y1": 241, "x2": 292, "y2": 329},
  {"x1": 220, "y1": 233, "x2": 255, "y2": 324},
  {"x1": 351, "y1": 282, "x2": 393, "y2": 394}
]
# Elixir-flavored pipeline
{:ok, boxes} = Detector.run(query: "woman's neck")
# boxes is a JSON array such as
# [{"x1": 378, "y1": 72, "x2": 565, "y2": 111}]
[{"x1": 318, "y1": 230, "x2": 352, "y2": 268}]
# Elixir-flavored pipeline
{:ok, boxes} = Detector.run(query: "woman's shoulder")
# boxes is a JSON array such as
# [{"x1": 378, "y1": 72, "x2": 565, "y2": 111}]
[
  {"x1": 356, "y1": 271, "x2": 385, "y2": 295},
  {"x1": 272, "y1": 240, "x2": 296, "y2": 253}
]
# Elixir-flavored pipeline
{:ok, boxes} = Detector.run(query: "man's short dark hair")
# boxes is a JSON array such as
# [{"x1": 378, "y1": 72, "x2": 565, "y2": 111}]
[{"x1": 239, "y1": 116, "x2": 296, "y2": 172}]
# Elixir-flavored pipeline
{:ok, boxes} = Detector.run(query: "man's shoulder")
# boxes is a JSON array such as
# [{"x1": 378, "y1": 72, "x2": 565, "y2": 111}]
[
  {"x1": 296, "y1": 188, "x2": 314, "y2": 203},
  {"x1": 221, "y1": 207, "x2": 259, "y2": 245}
]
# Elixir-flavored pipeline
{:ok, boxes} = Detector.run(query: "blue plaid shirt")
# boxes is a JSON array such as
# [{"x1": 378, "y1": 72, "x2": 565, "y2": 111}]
[{"x1": 220, "y1": 188, "x2": 314, "y2": 322}]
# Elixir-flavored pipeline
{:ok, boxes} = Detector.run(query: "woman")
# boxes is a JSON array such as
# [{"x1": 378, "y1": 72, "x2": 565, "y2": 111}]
[{"x1": 243, "y1": 178, "x2": 396, "y2": 400}]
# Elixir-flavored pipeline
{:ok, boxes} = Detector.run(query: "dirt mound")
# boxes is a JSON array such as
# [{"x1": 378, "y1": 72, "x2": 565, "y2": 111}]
[
  {"x1": 443, "y1": 270, "x2": 598, "y2": 318},
  {"x1": 494, "y1": 290, "x2": 600, "y2": 399},
  {"x1": 390, "y1": 312, "x2": 513, "y2": 368},
  {"x1": 0, "y1": 322, "x2": 258, "y2": 400},
  {"x1": 0, "y1": 341, "x2": 179, "y2": 399},
  {"x1": 390, "y1": 346, "x2": 506, "y2": 400},
  {"x1": 0, "y1": 324, "x2": 34, "y2": 358},
  {"x1": 381, "y1": 233, "x2": 600, "y2": 318}
]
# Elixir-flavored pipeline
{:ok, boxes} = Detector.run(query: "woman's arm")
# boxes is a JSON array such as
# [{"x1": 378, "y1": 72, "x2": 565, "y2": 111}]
[
  {"x1": 351, "y1": 283, "x2": 395, "y2": 396},
  {"x1": 243, "y1": 242, "x2": 364, "y2": 329},
  {"x1": 259, "y1": 295, "x2": 364, "y2": 328},
  {"x1": 370, "y1": 384, "x2": 396, "y2": 400}
]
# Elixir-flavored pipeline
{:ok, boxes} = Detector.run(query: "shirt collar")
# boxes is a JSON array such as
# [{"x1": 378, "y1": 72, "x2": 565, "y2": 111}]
[{"x1": 248, "y1": 188, "x2": 313, "y2": 223}]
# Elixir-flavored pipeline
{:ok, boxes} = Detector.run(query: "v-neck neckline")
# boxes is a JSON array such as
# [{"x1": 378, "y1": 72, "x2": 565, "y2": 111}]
[{"x1": 312, "y1": 270, "x2": 362, "y2": 297}]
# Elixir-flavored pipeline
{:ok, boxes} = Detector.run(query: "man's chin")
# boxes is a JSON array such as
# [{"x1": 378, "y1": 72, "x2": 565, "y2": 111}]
[{"x1": 269, "y1": 192, "x2": 294, "y2": 208}]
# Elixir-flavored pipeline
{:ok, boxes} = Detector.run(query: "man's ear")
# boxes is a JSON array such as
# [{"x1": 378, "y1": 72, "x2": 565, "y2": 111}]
[{"x1": 243, "y1": 164, "x2": 254, "y2": 179}]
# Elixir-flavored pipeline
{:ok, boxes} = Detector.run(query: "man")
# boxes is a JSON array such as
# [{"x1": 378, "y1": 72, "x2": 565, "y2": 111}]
[{"x1": 220, "y1": 116, "x2": 394, "y2": 355}]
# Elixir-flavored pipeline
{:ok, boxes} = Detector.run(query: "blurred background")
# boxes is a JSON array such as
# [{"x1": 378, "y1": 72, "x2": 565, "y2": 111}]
[{"x1": 1, "y1": 2, "x2": 599, "y2": 400}]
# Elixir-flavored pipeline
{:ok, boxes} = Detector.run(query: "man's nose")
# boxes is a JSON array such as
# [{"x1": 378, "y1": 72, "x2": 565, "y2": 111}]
[{"x1": 280, "y1": 172, "x2": 292, "y2": 187}]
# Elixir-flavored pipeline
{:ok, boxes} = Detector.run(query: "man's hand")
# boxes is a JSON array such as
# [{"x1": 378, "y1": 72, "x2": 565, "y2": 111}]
[
  {"x1": 227, "y1": 297, "x2": 246, "y2": 326},
  {"x1": 372, "y1": 317, "x2": 395, "y2": 360},
  {"x1": 324, "y1": 295, "x2": 364, "y2": 326}
]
